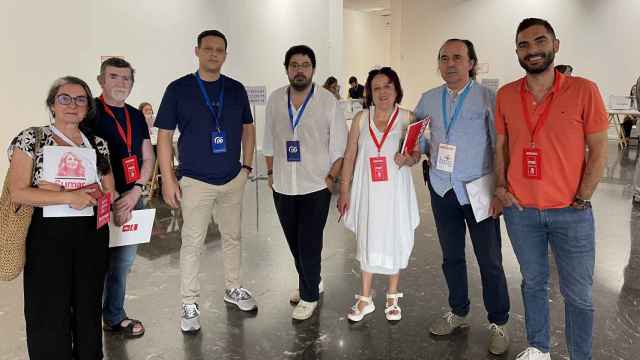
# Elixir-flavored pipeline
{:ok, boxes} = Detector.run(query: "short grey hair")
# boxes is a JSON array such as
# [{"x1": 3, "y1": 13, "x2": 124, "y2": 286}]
[{"x1": 99, "y1": 57, "x2": 135, "y2": 83}]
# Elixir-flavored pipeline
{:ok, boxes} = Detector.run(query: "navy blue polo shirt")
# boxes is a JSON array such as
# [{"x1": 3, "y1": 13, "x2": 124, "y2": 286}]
[
  {"x1": 154, "y1": 73, "x2": 253, "y2": 185},
  {"x1": 94, "y1": 99, "x2": 150, "y2": 194}
]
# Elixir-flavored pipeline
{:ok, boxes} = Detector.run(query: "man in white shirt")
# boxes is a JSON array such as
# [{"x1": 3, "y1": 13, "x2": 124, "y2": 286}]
[{"x1": 263, "y1": 45, "x2": 348, "y2": 320}]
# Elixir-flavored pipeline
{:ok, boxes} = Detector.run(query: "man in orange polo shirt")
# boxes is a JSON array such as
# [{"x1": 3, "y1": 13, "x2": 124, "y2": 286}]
[{"x1": 493, "y1": 18, "x2": 608, "y2": 360}]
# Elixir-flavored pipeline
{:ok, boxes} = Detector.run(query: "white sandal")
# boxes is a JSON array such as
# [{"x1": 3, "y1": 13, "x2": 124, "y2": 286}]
[
  {"x1": 385, "y1": 292, "x2": 403, "y2": 321},
  {"x1": 347, "y1": 294, "x2": 375, "y2": 322}
]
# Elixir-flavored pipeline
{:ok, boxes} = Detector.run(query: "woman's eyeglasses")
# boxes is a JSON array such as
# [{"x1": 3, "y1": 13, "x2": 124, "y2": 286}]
[{"x1": 56, "y1": 93, "x2": 88, "y2": 107}]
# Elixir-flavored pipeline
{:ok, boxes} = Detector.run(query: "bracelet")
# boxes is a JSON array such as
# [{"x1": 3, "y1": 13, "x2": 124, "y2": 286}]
[
  {"x1": 133, "y1": 183, "x2": 145, "y2": 190},
  {"x1": 241, "y1": 164, "x2": 253, "y2": 173}
]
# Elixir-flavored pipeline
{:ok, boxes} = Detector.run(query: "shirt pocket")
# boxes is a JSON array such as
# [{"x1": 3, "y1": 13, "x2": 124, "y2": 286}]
[
  {"x1": 557, "y1": 106, "x2": 584, "y2": 129},
  {"x1": 457, "y1": 110, "x2": 490, "y2": 144}
]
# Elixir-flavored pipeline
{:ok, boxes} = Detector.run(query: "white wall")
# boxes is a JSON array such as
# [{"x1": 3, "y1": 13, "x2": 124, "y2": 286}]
[
  {"x1": 343, "y1": 9, "x2": 391, "y2": 94},
  {"x1": 0, "y1": 0, "x2": 343, "y2": 180},
  {"x1": 390, "y1": 0, "x2": 640, "y2": 109}
]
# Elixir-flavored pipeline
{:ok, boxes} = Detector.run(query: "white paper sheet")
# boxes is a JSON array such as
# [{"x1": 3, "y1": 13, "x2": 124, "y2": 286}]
[
  {"x1": 465, "y1": 173, "x2": 496, "y2": 223},
  {"x1": 108, "y1": 209, "x2": 156, "y2": 248},
  {"x1": 42, "y1": 146, "x2": 97, "y2": 217}
]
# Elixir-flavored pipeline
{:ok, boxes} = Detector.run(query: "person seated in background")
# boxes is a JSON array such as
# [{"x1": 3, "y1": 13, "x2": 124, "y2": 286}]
[
  {"x1": 348, "y1": 76, "x2": 365, "y2": 100},
  {"x1": 139, "y1": 102, "x2": 156, "y2": 138},
  {"x1": 623, "y1": 84, "x2": 639, "y2": 139},
  {"x1": 323, "y1": 76, "x2": 341, "y2": 100},
  {"x1": 555, "y1": 64, "x2": 573, "y2": 75}
]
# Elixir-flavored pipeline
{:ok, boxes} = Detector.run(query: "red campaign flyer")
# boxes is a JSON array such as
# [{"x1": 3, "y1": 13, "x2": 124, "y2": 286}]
[{"x1": 96, "y1": 192, "x2": 111, "y2": 229}]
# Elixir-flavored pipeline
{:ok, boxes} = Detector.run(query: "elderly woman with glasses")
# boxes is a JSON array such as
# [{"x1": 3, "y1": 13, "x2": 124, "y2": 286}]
[{"x1": 7, "y1": 76, "x2": 116, "y2": 359}]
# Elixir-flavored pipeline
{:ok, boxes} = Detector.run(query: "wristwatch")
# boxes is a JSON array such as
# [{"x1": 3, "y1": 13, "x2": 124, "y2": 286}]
[
  {"x1": 133, "y1": 183, "x2": 145, "y2": 191},
  {"x1": 572, "y1": 197, "x2": 591, "y2": 209},
  {"x1": 241, "y1": 165, "x2": 253, "y2": 173}
]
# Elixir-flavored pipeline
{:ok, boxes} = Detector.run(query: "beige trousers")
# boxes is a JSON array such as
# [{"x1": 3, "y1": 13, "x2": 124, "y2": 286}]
[{"x1": 179, "y1": 171, "x2": 247, "y2": 304}]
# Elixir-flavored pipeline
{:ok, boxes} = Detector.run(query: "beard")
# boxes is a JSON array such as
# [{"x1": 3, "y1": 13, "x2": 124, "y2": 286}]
[
  {"x1": 289, "y1": 75, "x2": 312, "y2": 91},
  {"x1": 518, "y1": 50, "x2": 555, "y2": 74},
  {"x1": 110, "y1": 87, "x2": 130, "y2": 102}
]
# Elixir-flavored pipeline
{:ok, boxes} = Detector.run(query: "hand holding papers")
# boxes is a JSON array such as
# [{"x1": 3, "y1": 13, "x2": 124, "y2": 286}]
[
  {"x1": 465, "y1": 173, "x2": 496, "y2": 223},
  {"x1": 42, "y1": 145, "x2": 98, "y2": 217},
  {"x1": 109, "y1": 209, "x2": 156, "y2": 247},
  {"x1": 402, "y1": 117, "x2": 431, "y2": 155}
]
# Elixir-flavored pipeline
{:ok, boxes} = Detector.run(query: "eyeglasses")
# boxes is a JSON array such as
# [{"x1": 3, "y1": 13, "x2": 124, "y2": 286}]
[
  {"x1": 56, "y1": 93, "x2": 89, "y2": 107},
  {"x1": 289, "y1": 62, "x2": 313, "y2": 71}
]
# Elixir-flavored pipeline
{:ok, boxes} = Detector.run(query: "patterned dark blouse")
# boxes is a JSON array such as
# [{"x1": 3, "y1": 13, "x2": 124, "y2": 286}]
[{"x1": 7, "y1": 126, "x2": 110, "y2": 186}]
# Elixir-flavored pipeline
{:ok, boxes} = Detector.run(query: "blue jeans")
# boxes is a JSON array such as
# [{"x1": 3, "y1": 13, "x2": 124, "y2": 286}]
[
  {"x1": 102, "y1": 200, "x2": 144, "y2": 326},
  {"x1": 503, "y1": 206, "x2": 595, "y2": 360}
]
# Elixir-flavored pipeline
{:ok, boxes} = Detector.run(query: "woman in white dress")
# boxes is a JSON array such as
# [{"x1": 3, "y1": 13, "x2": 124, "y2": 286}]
[{"x1": 338, "y1": 67, "x2": 421, "y2": 322}]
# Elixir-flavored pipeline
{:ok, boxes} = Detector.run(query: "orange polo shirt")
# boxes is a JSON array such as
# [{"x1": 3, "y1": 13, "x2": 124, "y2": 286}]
[{"x1": 495, "y1": 71, "x2": 608, "y2": 209}]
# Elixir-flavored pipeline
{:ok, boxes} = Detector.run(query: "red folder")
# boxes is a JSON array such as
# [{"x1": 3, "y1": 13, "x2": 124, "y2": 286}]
[{"x1": 402, "y1": 117, "x2": 431, "y2": 155}]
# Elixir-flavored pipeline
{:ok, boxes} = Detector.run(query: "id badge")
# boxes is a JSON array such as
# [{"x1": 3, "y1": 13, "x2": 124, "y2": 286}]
[
  {"x1": 96, "y1": 192, "x2": 111, "y2": 229},
  {"x1": 211, "y1": 130, "x2": 227, "y2": 154},
  {"x1": 436, "y1": 143, "x2": 456, "y2": 173},
  {"x1": 369, "y1": 156, "x2": 389, "y2": 182},
  {"x1": 523, "y1": 147, "x2": 542, "y2": 179},
  {"x1": 122, "y1": 155, "x2": 140, "y2": 184},
  {"x1": 286, "y1": 140, "x2": 301, "y2": 162}
]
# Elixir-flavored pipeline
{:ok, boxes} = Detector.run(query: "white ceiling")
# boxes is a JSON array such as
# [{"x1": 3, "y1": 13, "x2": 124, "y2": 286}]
[{"x1": 344, "y1": 0, "x2": 391, "y2": 16}]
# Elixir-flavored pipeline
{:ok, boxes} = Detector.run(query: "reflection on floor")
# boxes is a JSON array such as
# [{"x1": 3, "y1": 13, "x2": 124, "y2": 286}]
[{"x1": 1, "y1": 143, "x2": 639, "y2": 359}]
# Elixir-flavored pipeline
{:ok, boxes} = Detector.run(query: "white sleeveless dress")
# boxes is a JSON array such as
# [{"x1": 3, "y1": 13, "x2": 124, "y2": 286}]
[{"x1": 344, "y1": 106, "x2": 420, "y2": 275}]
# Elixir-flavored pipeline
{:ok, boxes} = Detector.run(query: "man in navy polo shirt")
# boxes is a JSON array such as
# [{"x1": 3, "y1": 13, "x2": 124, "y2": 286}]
[
  {"x1": 155, "y1": 29, "x2": 257, "y2": 333},
  {"x1": 94, "y1": 57, "x2": 155, "y2": 337}
]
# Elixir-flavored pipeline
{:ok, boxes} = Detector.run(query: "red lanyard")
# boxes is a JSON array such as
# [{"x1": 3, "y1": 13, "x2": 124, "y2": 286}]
[
  {"x1": 99, "y1": 95, "x2": 133, "y2": 154},
  {"x1": 368, "y1": 106, "x2": 399, "y2": 154},
  {"x1": 518, "y1": 71, "x2": 560, "y2": 146}
]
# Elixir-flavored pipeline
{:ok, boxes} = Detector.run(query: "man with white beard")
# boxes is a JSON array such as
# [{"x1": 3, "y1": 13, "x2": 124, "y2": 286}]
[{"x1": 94, "y1": 57, "x2": 155, "y2": 337}]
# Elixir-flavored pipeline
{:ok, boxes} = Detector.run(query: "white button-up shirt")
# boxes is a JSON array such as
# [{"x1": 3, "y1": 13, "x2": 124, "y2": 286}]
[{"x1": 263, "y1": 84, "x2": 348, "y2": 195}]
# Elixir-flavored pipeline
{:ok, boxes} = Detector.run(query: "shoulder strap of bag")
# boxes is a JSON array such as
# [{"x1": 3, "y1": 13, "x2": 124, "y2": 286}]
[{"x1": 29, "y1": 127, "x2": 43, "y2": 184}]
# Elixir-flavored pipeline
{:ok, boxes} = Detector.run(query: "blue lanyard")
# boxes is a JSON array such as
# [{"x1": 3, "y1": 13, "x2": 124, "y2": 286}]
[
  {"x1": 287, "y1": 84, "x2": 315, "y2": 133},
  {"x1": 195, "y1": 71, "x2": 225, "y2": 131},
  {"x1": 441, "y1": 81, "x2": 472, "y2": 141}
]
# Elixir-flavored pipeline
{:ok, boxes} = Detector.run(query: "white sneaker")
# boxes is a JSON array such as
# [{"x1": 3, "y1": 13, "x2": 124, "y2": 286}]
[
  {"x1": 224, "y1": 287, "x2": 258, "y2": 311},
  {"x1": 515, "y1": 347, "x2": 551, "y2": 360},
  {"x1": 181, "y1": 303, "x2": 201, "y2": 333},
  {"x1": 292, "y1": 300, "x2": 318, "y2": 320},
  {"x1": 289, "y1": 280, "x2": 324, "y2": 304}
]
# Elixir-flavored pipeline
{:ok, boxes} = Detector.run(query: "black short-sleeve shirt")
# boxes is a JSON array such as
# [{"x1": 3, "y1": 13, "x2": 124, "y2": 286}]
[
  {"x1": 154, "y1": 74, "x2": 253, "y2": 185},
  {"x1": 93, "y1": 100, "x2": 150, "y2": 193}
]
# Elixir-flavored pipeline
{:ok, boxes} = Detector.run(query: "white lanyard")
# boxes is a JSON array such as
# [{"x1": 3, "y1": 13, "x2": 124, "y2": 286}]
[{"x1": 50, "y1": 126, "x2": 90, "y2": 148}]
